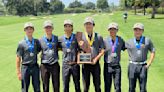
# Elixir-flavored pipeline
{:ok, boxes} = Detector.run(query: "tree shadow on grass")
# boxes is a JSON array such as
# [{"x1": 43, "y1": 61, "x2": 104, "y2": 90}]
[{"x1": 147, "y1": 17, "x2": 164, "y2": 19}]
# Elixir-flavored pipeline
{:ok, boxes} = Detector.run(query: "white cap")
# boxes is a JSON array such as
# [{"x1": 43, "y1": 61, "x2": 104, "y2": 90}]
[
  {"x1": 133, "y1": 23, "x2": 144, "y2": 30},
  {"x1": 84, "y1": 17, "x2": 95, "y2": 25},
  {"x1": 108, "y1": 22, "x2": 118, "y2": 30},
  {"x1": 43, "y1": 20, "x2": 53, "y2": 28},
  {"x1": 24, "y1": 22, "x2": 34, "y2": 29},
  {"x1": 64, "y1": 19, "x2": 73, "y2": 26}
]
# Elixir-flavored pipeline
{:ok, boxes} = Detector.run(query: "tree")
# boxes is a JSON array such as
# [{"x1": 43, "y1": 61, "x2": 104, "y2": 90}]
[
  {"x1": 0, "y1": 0, "x2": 5, "y2": 14},
  {"x1": 125, "y1": 0, "x2": 133, "y2": 8},
  {"x1": 151, "y1": 0, "x2": 160, "y2": 19},
  {"x1": 125, "y1": 0, "x2": 150, "y2": 15},
  {"x1": 120, "y1": 0, "x2": 126, "y2": 10},
  {"x1": 50, "y1": 0, "x2": 65, "y2": 14},
  {"x1": 37, "y1": 0, "x2": 51, "y2": 13},
  {"x1": 5, "y1": 0, "x2": 43, "y2": 16},
  {"x1": 160, "y1": 0, "x2": 164, "y2": 14},
  {"x1": 142, "y1": 0, "x2": 147, "y2": 15},
  {"x1": 68, "y1": 0, "x2": 82, "y2": 8},
  {"x1": 97, "y1": 0, "x2": 109, "y2": 10},
  {"x1": 84, "y1": 2, "x2": 95, "y2": 10}
]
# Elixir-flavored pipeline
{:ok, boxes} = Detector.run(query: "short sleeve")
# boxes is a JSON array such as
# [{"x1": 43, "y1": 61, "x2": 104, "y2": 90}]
[
  {"x1": 36, "y1": 39, "x2": 41, "y2": 53},
  {"x1": 98, "y1": 35, "x2": 105, "y2": 50},
  {"x1": 57, "y1": 36, "x2": 62, "y2": 50},
  {"x1": 16, "y1": 42, "x2": 23, "y2": 57},
  {"x1": 103, "y1": 39, "x2": 107, "y2": 50},
  {"x1": 148, "y1": 38, "x2": 155, "y2": 53},
  {"x1": 103, "y1": 39, "x2": 109, "y2": 53},
  {"x1": 121, "y1": 38, "x2": 126, "y2": 51},
  {"x1": 125, "y1": 40, "x2": 130, "y2": 49}
]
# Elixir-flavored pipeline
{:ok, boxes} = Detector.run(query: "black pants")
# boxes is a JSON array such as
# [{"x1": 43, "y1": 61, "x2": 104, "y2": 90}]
[
  {"x1": 128, "y1": 63, "x2": 148, "y2": 92},
  {"x1": 82, "y1": 63, "x2": 101, "y2": 92},
  {"x1": 40, "y1": 63, "x2": 60, "y2": 92},
  {"x1": 62, "y1": 64, "x2": 81, "y2": 92},
  {"x1": 21, "y1": 64, "x2": 40, "y2": 92},
  {"x1": 104, "y1": 64, "x2": 121, "y2": 92}
]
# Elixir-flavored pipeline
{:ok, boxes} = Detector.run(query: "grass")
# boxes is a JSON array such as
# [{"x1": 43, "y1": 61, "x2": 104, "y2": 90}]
[{"x1": 0, "y1": 11, "x2": 164, "y2": 92}]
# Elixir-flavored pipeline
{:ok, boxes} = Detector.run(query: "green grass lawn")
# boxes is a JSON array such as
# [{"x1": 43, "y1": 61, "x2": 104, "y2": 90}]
[{"x1": 0, "y1": 11, "x2": 164, "y2": 92}]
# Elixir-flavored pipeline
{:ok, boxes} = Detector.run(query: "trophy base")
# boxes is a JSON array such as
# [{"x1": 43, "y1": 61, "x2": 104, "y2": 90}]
[{"x1": 77, "y1": 53, "x2": 92, "y2": 64}]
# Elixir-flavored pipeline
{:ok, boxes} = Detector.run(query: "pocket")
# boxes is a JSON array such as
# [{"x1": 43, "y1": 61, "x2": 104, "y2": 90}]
[
  {"x1": 108, "y1": 66, "x2": 114, "y2": 73},
  {"x1": 140, "y1": 65, "x2": 147, "y2": 78},
  {"x1": 128, "y1": 64, "x2": 135, "y2": 78}
]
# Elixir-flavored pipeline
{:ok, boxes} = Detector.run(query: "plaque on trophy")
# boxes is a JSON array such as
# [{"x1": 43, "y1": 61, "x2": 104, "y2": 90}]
[
  {"x1": 76, "y1": 32, "x2": 92, "y2": 64},
  {"x1": 77, "y1": 53, "x2": 92, "y2": 64}
]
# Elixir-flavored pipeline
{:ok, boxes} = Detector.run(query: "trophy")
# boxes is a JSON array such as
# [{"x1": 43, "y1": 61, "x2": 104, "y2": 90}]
[{"x1": 76, "y1": 32, "x2": 92, "y2": 64}]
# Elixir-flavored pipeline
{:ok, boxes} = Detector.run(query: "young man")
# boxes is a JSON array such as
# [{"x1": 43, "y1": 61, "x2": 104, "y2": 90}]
[
  {"x1": 103, "y1": 23, "x2": 126, "y2": 92},
  {"x1": 78, "y1": 17, "x2": 105, "y2": 92},
  {"x1": 58, "y1": 19, "x2": 81, "y2": 92},
  {"x1": 39, "y1": 20, "x2": 60, "y2": 92},
  {"x1": 16, "y1": 22, "x2": 41, "y2": 92},
  {"x1": 125, "y1": 23, "x2": 155, "y2": 92}
]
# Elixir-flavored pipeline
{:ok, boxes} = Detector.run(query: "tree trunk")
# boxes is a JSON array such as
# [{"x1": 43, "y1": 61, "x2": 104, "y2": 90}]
[
  {"x1": 151, "y1": 4, "x2": 156, "y2": 19},
  {"x1": 134, "y1": 6, "x2": 137, "y2": 15},
  {"x1": 151, "y1": 0, "x2": 156, "y2": 19},
  {"x1": 143, "y1": 6, "x2": 146, "y2": 15}
]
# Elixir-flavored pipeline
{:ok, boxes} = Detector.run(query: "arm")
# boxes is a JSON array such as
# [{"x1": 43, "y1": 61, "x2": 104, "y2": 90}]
[
  {"x1": 146, "y1": 38, "x2": 156, "y2": 68},
  {"x1": 58, "y1": 43, "x2": 62, "y2": 51},
  {"x1": 146, "y1": 52, "x2": 155, "y2": 68},
  {"x1": 92, "y1": 49, "x2": 105, "y2": 64},
  {"x1": 16, "y1": 56, "x2": 22, "y2": 81},
  {"x1": 57, "y1": 37, "x2": 63, "y2": 51},
  {"x1": 16, "y1": 42, "x2": 23, "y2": 81},
  {"x1": 121, "y1": 38, "x2": 127, "y2": 51},
  {"x1": 92, "y1": 35, "x2": 105, "y2": 65},
  {"x1": 37, "y1": 39, "x2": 42, "y2": 53}
]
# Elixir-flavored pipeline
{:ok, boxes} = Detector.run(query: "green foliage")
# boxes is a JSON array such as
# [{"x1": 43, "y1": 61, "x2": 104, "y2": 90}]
[
  {"x1": 49, "y1": 0, "x2": 65, "y2": 14},
  {"x1": 5, "y1": 0, "x2": 65, "y2": 16},
  {"x1": 146, "y1": 7, "x2": 164, "y2": 14},
  {"x1": 68, "y1": 0, "x2": 83, "y2": 8},
  {"x1": 125, "y1": 0, "x2": 160, "y2": 8},
  {"x1": 83, "y1": 2, "x2": 95, "y2": 10},
  {"x1": 97, "y1": 0, "x2": 109, "y2": 10},
  {"x1": 63, "y1": 8, "x2": 87, "y2": 13},
  {"x1": 0, "y1": 0, "x2": 5, "y2": 14}
]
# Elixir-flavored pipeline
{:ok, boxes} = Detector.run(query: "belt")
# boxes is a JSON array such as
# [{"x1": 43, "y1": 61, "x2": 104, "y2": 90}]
[
  {"x1": 130, "y1": 61, "x2": 146, "y2": 65},
  {"x1": 105, "y1": 63, "x2": 120, "y2": 68},
  {"x1": 22, "y1": 63, "x2": 38, "y2": 67},
  {"x1": 41, "y1": 62, "x2": 58, "y2": 66},
  {"x1": 64, "y1": 61, "x2": 77, "y2": 65}
]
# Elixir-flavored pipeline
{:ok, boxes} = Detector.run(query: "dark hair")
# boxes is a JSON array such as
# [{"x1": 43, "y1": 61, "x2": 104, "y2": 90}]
[
  {"x1": 64, "y1": 25, "x2": 73, "y2": 32},
  {"x1": 24, "y1": 27, "x2": 34, "y2": 31},
  {"x1": 93, "y1": 23, "x2": 95, "y2": 26},
  {"x1": 84, "y1": 22, "x2": 95, "y2": 26},
  {"x1": 64, "y1": 24, "x2": 73, "y2": 27}
]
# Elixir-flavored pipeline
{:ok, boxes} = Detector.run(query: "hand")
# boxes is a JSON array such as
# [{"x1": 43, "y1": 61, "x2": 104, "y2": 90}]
[
  {"x1": 17, "y1": 72, "x2": 22, "y2": 81},
  {"x1": 78, "y1": 41, "x2": 84, "y2": 46},
  {"x1": 77, "y1": 62, "x2": 80, "y2": 64},
  {"x1": 91, "y1": 58, "x2": 97, "y2": 65},
  {"x1": 145, "y1": 63, "x2": 151, "y2": 69},
  {"x1": 67, "y1": 62, "x2": 77, "y2": 65}
]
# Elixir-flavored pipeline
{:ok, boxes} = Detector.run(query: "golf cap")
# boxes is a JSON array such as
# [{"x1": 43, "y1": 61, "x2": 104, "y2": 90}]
[
  {"x1": 24, "y1": 22, "x2": 34, "y2": 29},
  {"x1": 133, "y1": 23, "x2": 144, "y2": 30},
  {"x1": 43, "y1": 20, "x2": 53, "y2": 28},
  {"x1": 84, "y1": 17, "x2": 95, "y2": 25},
  {"x1": 64, "y1": 19, "x2": 73, "y2": 26},
  {"x1": 108, "y1": 22, "x2": 118, "y2": 30}
]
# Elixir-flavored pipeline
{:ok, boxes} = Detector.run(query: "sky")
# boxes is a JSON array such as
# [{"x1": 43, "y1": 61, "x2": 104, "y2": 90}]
[{"x1": 60, "y1": 0, "x2": 120, "y2": 7}]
